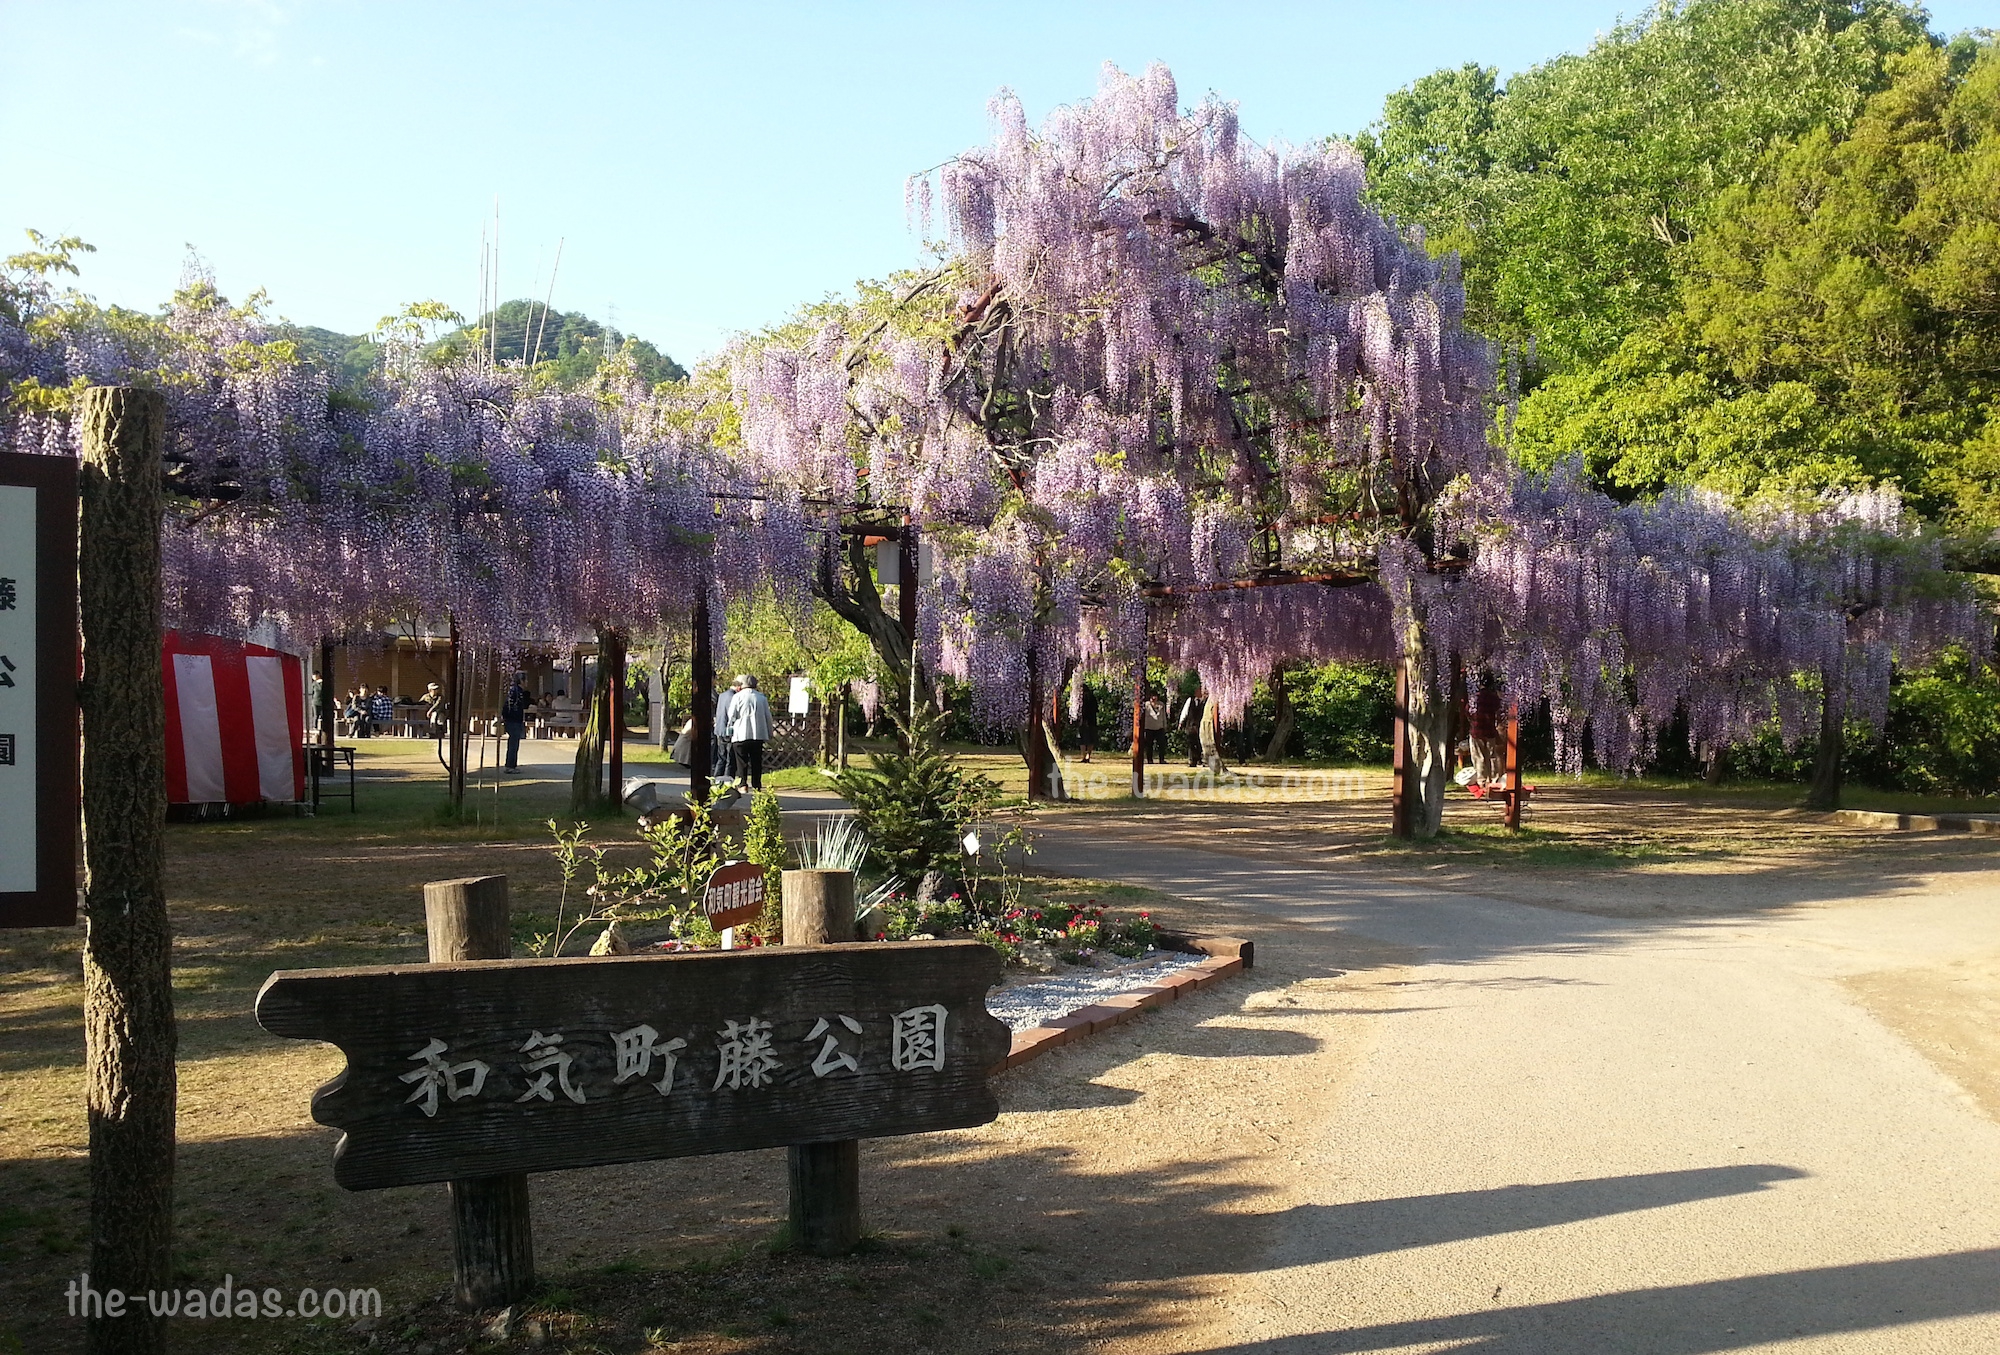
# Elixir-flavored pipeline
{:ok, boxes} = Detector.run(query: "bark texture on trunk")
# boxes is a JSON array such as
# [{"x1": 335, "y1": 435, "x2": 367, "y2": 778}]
[
  {"x1": 1804, "y1": 671, "x2": 1845, "y2": 811},
  {"x1": 1400, "y1": 649, "x2": 1454, "y2": 840},
  {"x1": 79, "y1": 387, "x2": 176, "y2": 1355},
  {"x1": 819, "y1": 534, "x2": 928, "y2": 708},
  {"x1": 1703, "y1": 743, "x2": 1728, "y2": 786},
  {"x1": 1262, "y1": 663, "x2": 1296, "y2": 762},
  {"x1": 569, "y1": 630, "x2": 612, "y2": 815}
]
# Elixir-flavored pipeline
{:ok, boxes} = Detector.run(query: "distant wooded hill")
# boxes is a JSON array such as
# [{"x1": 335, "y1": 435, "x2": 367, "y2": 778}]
[{"x1": 280, "y1": 298, "x2": 685, "y2": 390}]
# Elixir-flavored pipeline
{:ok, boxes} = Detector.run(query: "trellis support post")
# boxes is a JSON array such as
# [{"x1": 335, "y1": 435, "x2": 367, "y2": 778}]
[
  {"x1": 1503, "y1": 700, "x2": 1523, "y2": 832},
  {"x1": 1130, "y1": 654, "x2": 1146, "y2": 799},
  {"x1": 691, "y1": 599, "x2": 713, "y2": 805}
]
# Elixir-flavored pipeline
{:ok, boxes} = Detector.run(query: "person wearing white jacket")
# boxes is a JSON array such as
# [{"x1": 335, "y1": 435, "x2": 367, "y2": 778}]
[{"x1": 728, "y1": 674, "x2": 773, "y2": 789}]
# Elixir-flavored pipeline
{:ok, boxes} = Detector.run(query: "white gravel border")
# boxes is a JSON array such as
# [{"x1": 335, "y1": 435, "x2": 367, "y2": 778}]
[{"x1": 987, "y1": 951, "x2": 1209, "y2": 1032}]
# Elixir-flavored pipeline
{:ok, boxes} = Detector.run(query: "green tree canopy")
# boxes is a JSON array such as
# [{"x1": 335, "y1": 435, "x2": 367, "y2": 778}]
[
  {"x1": 445, "y1": 298, "x2": 687, "y2": 387},
  {"x1": 1514, "y1": 38, "x2": 2000, "y2": 545},
  {"x1": 1359, "y1": 0, "x2": 1932, "y2": 371}
]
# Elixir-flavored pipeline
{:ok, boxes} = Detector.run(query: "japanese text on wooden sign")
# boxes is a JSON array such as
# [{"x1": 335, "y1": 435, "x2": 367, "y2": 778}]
[
  {"x1": 701, "y1": 860, "x2": 766, "y2": 930},
  {"x1": 255, "y1": 941, "x2": 1009, "y2": 1190},
  {"x1": 0, "y1": 453, "x2": 77, "y2": 928}
]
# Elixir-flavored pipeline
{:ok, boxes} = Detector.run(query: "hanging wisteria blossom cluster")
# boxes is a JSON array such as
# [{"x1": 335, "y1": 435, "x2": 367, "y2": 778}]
[
  {"x1": 0, "y1": 271, "x2": 811, "y2": 651},
  {"x1": 729, "y1": 62, "x2": 1985, "y2": 773}
]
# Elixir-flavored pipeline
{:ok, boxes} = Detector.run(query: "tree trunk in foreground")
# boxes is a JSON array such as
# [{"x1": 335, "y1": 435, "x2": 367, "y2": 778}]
[
  {"x1": 1399, "y1": 649, "x2": 1454, "y2": 840},
  {"x1": 1804, "y1": 671, "x2": 1845, "y2": 811},
  {"x1": 79, "y1": 387, "x2": 176, "y2": 1355}
]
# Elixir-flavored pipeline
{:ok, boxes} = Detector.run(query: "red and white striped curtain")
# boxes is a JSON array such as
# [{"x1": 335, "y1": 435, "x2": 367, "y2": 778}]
[{"x1": 162, "y1": 631, "x2": 306, "y2": 805}]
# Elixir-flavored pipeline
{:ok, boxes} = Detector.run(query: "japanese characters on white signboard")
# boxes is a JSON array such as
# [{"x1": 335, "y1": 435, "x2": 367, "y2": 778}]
[{"x1": 0, "y1": 483, "x2": 34, "y2": 896}]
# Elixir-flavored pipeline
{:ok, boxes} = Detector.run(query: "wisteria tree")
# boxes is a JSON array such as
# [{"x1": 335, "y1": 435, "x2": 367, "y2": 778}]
[
  {"x1": 731, "y1": 63, "x2": 1984, "y2": 829},
  {"x1": 1, "y1": 242, "x2": 815, "y2": 808}
]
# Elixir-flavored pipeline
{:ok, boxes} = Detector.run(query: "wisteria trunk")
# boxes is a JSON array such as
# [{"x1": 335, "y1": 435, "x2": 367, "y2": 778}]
[
  {"x1": 819, "y1": 535, "x2": 928, "y2": 711},
  {"x1": 1401, "y1": 650, "x2": 1454, "y2": 840},
  {"x1": 1703, "y1": 744, "x2": 1728, "y2": 786},
  {"x1": 1262, "y1": 664, "x2": 1296, "y2": 762},
  {"x1": 570, "y1": 633, "x2": 611, "y2": 815},
  {"x1": 1804, "y1": 670, "x2": 1845, "y2": 812}
]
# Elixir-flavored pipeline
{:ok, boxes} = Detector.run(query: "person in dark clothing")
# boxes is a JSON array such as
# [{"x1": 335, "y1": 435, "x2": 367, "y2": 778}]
[
  {"x1": 501, "y1": 672, "x2": 532, "y2": 772},
  {"x1": 1078, "y1": 683, "x2": 1099, "y2": 762}
]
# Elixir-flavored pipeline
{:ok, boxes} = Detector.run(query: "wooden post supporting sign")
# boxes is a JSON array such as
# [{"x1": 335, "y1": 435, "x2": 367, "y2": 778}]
[
  {"x1": 422, "y1": 875, "x2": 534, "y2": 1309},
  {"x1": 779, "y1": 868, "x2": 861, "y2": 1254}
]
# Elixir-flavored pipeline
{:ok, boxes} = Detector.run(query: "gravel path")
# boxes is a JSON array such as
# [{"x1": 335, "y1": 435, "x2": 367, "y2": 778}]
[
  {"x1": 1032, "y1": 818, "x2": 2000, "y2": 1354},
  {"x1": 987, "y1": 952, "x2": 1207, "y2": 1031}
]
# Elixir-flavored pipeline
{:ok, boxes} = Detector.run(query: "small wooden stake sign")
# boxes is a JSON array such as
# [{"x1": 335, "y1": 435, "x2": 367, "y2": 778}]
[
  {"x1": 702, "y1": 860, "x2": 767, "y2": 931},
  {"x1": 255, "y1": 941, "x2": 1009, "y2": 1191}
]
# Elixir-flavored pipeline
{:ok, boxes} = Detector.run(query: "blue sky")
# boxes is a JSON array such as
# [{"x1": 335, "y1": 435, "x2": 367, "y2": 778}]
[{"x1": 3, "y1": 0, "x2": 1995, "y2": 367}]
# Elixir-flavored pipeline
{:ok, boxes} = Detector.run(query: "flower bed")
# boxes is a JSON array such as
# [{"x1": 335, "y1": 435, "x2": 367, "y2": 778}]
[{"x1": 869, "y1": 890, "x2": 1160, "y2": 969}]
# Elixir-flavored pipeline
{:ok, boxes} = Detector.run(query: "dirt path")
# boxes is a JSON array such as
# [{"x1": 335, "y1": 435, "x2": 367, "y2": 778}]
[
  {"x1": 11, "y1": 768, "x2": 2000, "y2": 1352},
  {"x1": 1031, "y1": 804, "x2": 2000, "y2": 1353}
]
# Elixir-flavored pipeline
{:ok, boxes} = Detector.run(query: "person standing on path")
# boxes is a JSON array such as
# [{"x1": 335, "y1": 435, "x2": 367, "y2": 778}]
[
  {"x1": 1200, "y1": 690, "x2": 1226, "y2": 775},
  {"x1": 1078, "y1": 682, "x2": 1099, "y2": 763},
  {"x1": 500, "y1": 671, "x2": 532, "y2": 773},
  {"x1": 728, "y1": 674, "x2": 772, "y2": 790},
  {"x1": 712, "y1": 675, "x2": 740, "y2": 783},
  {"x1": 1142, "y1": 689, "x2": 1169, "y2": 764}
]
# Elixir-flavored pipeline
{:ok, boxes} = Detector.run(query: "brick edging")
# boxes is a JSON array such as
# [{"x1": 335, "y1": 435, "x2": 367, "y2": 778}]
[{"x1": 990, "y1": 947, "x2": 1248, "y2": 1074}]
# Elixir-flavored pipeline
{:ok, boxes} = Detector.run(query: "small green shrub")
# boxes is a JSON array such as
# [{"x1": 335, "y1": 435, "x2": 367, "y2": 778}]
[{"x1": 835, "y1": 704, "x2": 1000, "y2": 878}]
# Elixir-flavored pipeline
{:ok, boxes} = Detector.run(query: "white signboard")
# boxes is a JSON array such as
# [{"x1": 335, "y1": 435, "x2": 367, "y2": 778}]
[
  {"x1": 0, "y1": 485, "x2": 35, "y2": 894},
  {"x1": 787, "y1": 674, "x2": 811, "y2": 717}
]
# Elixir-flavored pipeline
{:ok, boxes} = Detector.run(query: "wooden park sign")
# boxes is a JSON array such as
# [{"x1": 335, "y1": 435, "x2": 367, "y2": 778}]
[
  {"x1": 0, "y1": 451, "x2": 79, "y2": 928},
  {"x1": 255, "y1": 941, "x2": 1009, "y2": 1191},
  {"x1": 702, "y1": 859, "x2": 767, "y2": 931}
]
